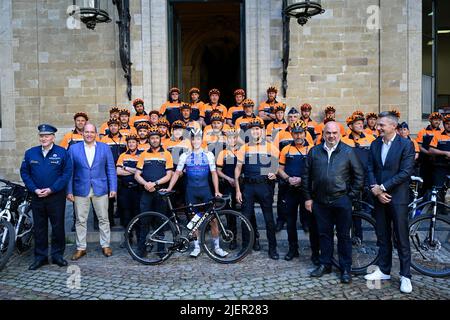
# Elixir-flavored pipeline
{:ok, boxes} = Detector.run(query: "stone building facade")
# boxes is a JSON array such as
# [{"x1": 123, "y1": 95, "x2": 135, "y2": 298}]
[{"x1": 0, "y1": 0, "x2": 425, "y2": 180}]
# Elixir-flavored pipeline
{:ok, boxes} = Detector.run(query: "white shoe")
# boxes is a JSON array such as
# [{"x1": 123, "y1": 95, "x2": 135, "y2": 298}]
[
  {"x1": 214, "y1": 247, "x2": 229, "y2": 257},
  {"x1": 400, "y1": 276, "x2": 412, "y2": 294},
  {"x1": 190, "y1": 247, "x2": 201, "y2": 258},
  {"x1": 364, "y1": 267, "x2": 391, "y2": 281}
]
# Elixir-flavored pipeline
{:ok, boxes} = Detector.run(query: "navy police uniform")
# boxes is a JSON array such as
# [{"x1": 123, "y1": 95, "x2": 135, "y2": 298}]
[{"x1": 20, "y1": 124, "x2": 73, "y2": 268}]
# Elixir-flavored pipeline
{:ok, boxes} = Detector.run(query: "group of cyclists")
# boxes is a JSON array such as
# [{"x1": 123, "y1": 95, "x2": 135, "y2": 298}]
[{"x1": 58, "y1": 85, "x2": 450, "y2": 261}]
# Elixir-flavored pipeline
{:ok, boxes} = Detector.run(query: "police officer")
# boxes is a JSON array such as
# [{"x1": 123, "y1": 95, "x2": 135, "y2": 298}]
[
  {"x1": 277, "y1": 120, "x2": 320, "y2": 264},
  {"x1": 101, "y1": 118, "x2": 127, "y2": 227},
  {"x1": 160, "y1": 87, "x2": 183, "y2": 125},
  {"x1": 130, "y1": 98, "x2": 150, "y2": 127},
  {"x1": 134, "y1": 126, "x2": 174, "y2": 257},
  {"x1": 300, "y1": 103, "x2": 318, "y2": 140},
  {"x1": 235, "y1": 117, "x2": 280, "y2": 260},
  {"x1": 188, "y1": 87, "x2": 203, "y2": 121},
  {"x1": 417, "y1": 112, "x2": 443, "y2": 193},
  {"x1": 258, "y1": 86, "x2": 284, "y2": 127},
  {"x1": 60, "y1": 112, "x2": 89, "y2": 232},
  {"x1": 20, "y1": 124, "x2": 73, "y2": 270},
  {"x1": 116, "y1": 134, "x2": 142, "y2": 236},
  {"x1": 227, "y1": 89, "x2": 246, "y2": 126},
  {"x1": 429, "y1": 114, "x2": 450, "y2": 189}
]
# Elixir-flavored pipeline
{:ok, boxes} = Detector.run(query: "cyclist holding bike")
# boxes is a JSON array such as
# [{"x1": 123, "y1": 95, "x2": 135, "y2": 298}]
[
  {"x1": 134, "y1": 127, "x2": 174, "y2": 257},
  {"x1": 163, "y1": 129, "x2": 226, "y2": 258}
]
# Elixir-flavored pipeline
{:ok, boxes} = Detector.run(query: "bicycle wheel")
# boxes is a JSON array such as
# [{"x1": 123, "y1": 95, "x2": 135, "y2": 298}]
[
  {"x1": 16, "y1": 215, "x2": 34, "y2": 253},
  {"x1": 409, "y1": 213, "x2": 450, "y2": 277},
  {"x1": 200, "y1": 210, "x2": 254, "y2": 264},
  {"x1": 332, "y1": 211, "x2": 379, "y2": 275},
  {"x1": 0, "y1": 220, "x2": 15, "y2": 271},
  {"x1": 125, "y1": 211, "x2": 177, "y2": 265}
]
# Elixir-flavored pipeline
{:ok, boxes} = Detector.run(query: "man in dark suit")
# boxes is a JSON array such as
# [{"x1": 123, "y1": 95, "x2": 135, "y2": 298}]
[{"x1": 365, "y1": 111, "x2": 415, "y2": 294}]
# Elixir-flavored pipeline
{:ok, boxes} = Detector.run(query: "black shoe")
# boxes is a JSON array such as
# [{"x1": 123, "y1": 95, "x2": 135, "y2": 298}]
[
  {"x1": 28, "y1": 259, "x2": 49, "y2": 271},
  {"x1": 311, "y1": 254, "x2": 320, "y2": 266},
  {"x1": 310, "y1": 265, "x2": 332, "y2": 277},
  {"x1": 229, "y1": 239, "x2": 237, "y2": 250},
  {"x1": 275, "y1": 220, "x2": 285, "y2": 233},
  {"x1": 284, "y1": 248, "x2": 299, "y2": 261},
  {"x1": 52, "y1": 257, "x2": 68, "y2": 267},
  {"x1": 340, "y1": 270, "x2": 352, "y2": 284},
  {"x1": 269, "y1": 249, "x2": 279, "y2": 260},
  {"x1": 253, "y1": 239, "x2": 261, "y2": 251}
]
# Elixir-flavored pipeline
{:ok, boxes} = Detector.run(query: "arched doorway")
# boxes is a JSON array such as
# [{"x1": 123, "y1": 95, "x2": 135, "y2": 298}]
[{"x1": 169, "y1": 0, "x2": 245, "y2": 107}]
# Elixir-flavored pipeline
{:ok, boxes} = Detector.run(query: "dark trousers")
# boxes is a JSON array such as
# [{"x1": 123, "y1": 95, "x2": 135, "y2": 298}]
[
  {"x1": 276, "y1": 183, "x2": 288, "y2": 224},
  {"x1": 374, "y1": 201, "x2": 411, "y2": 278},
  {"x1": 241, "y1": 182, "x2": 277, "y2": 250},
  {"x1": 285, "y1": 187, "x2": 320, "y2": 256},
  {"x1": 118, "y1": 186, "x2": 141, "y2": 228},
  {"x1": 31, "y1": 191, "x2": 66, "y2": 262},
  {"x1": 138, "y1": 191, "x2": 168, "y2": 251},
  {"x1": 314, "y1": 195, "x2": 353, "y2": 272},
  {"x1": 419, "y1": 155, "x2": 434, "y2": 194}
]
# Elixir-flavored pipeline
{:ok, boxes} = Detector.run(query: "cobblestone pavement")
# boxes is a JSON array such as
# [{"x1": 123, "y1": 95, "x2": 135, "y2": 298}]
[{"x1": 0, "y1": 240, "x2": 448, "y2": 300}]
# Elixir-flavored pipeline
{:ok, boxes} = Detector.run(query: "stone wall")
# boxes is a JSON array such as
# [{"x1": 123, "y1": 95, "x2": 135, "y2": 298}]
[{"x1": 0, "y1": 0, "x2": 425, "y2": 181}]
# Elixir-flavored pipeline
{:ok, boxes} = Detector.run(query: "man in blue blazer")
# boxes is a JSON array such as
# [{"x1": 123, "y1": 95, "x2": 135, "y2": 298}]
[
  {"x1": 67, "y1": 123, "x2": 117, "y2": 260},
  {"x1": 365, "y1": 111, "x2": 415, "y2": 294}
]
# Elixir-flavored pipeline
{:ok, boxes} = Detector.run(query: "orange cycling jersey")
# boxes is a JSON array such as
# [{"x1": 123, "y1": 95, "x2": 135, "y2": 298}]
[
  {"x1": 119, "y1": 125, "x2": 137, "y2": 137},
  {"x1": 314, "y1": 121, "x2": 346, "y2": 137},
  {"x1": 130, "y1": 114, "x2": 150, "y2": 127},
  {"x1": 136, "y1": 147, "x2": 174, "y2": 183},
  {"x1": 416, "y1": 126, "x2": 442, "y2": 150},
  {"x1": 227, "y1": 105, "x2": 245, "y2": 124},
  {"x1": 266, "y1": 120, "x2": 288, "y2": 138},
  {"x1": 273, "y1": 128, "x2": 314, "y2": 150},
  {"x1": 137, "y1": 140, "x2": 150, "y2": 152},
  {"x1": 60, "y1": 130, "x2": 84, "y2": 149}
]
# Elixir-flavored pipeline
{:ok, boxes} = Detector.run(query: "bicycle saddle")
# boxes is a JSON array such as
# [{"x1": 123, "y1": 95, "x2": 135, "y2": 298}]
[
  {"x1": 411, "y1": 176, "x2": 423, "y2": 183},
  {"x1": 158, "y1": 190, "x2": 176, "y2": 197}
]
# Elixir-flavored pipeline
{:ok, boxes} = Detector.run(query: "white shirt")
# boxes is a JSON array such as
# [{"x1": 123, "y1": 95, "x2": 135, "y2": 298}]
[
  {"x1": 42, "y1": 143, "x2": 54, "y2": 158},
  {"x1": 323, "y1": 142, "x2": 338, "y2": 162},
  {"x1": 84, "y1": 141, "x2": 96, "y2": 167},
  {"x1": 381, "y1": 134, "x2": 396, "y2": 166}
]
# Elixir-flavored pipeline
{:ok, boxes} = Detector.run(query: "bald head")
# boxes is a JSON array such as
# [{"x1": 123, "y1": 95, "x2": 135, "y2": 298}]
[{"x1": 323, "y1": 121, "x2": 341, "y2": 147}]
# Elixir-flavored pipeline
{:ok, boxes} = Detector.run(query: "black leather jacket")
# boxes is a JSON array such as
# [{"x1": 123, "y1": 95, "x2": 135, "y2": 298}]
[{"x1": 301, "y1": 141, "x2": 364, "y2": 204}]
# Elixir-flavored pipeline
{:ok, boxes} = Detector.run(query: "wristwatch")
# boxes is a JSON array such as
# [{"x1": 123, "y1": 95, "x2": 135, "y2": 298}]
[
  {"x1": 155, "y1": 180, "x2": 160, "y2": 186},
  {"x1": 284, "y1": 176, "x2": 290, "y2": 183}
]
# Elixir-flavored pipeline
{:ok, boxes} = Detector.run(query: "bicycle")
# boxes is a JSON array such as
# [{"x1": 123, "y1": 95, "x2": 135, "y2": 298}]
[
  {"x1": 0, "y1": 179, "x2": 34, "y2": 270},
  {"x1": 124, "y1": 190, "x2": 255, "y2": 265},
  {"x1": 409, "y1": 175, "x2": 450, "y2": 277},
  {"x1": 332, "y1": 199, "x2": 379, "y2": 275},
  {"x1": 0, "y1": 219, "x2": 15, "y2": 271}
]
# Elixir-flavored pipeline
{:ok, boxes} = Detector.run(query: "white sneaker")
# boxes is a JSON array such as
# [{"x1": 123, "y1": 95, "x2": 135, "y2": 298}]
[
  {"x1": 214, "y1": 247, "x2": 229, "y2": 257},
  {"x1": 400, "y1": 276, "x2": 412, "y2": 294},
  {"x1": 364, "y1": 267, "x2": 391, "y2": 281},
  {"x1": 190, "y1": 247, "x2": 201, "y2": 258}
]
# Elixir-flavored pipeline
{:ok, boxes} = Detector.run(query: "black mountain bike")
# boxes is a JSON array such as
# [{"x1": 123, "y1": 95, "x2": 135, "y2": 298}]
[
  {"x1": 409, "y1": 175, "x2": 450, "y2": 277},
  {"x1": 332, "y1": 199, "x2": 379, "y2": 275},
  {"x1": 124, "y1": 190, "x2": 255, "y2": 265}
]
